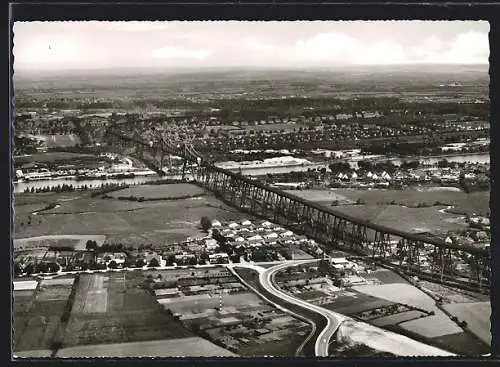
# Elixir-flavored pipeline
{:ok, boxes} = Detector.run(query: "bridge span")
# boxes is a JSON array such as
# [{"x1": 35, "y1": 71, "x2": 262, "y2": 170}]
[{"x1": 104, "y1": 129, "x2": 490, "y2": 293}]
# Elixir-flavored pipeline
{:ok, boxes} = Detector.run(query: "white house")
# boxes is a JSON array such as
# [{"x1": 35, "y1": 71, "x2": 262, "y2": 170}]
[
  {"x1": 241, "y1": 220, "x2": 252, "y2": 226},
  {"x1": 280, "y1": 231, "x2": 294, "y2": 238},
  {"x1": 248, "y1": 234, "x2": 263, "y2": 242},
  {"x1": 228, "y1": 222, "x2": 240, "y2": 229},
  {"x1": 209, "y1": 253, "x2": 229, "y2": 264},
  {"x1": 204, "y1": 238, "x2": 218, "y2": 251},
  {"x1": 211, "y1": 219, "x2": 222, "y2": 227},
  {"x1": 264, "y1": 232, "x2": 278, "y2": 240},
  {"x1": 261, "y1": 221, "x2": 273, "y2": 228}
]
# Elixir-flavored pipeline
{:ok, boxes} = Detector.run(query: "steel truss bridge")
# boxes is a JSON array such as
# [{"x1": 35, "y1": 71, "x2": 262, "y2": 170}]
[{"x1": 104, "y1": 129, "x2": 490, "y2": 293}]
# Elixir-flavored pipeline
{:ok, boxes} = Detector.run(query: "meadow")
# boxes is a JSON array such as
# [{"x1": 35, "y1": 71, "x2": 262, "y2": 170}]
[
  {"x1": 288, "y1": 188, "x2": 489, "y2": 216},
  {"x1": 286, "y1": 187, "x2": 489, "y2": 235},
  {"x1": 14, "y1": 185, "x2": 247, "y2": 246},
  {"x1": 62, "y1": 272, "x2": 194, "y2": 347}
]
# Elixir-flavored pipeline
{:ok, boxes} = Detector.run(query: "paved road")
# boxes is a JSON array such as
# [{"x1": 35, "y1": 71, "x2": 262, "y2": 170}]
[
  {"x1": 259, "y1": 261, "x2": 345, "y2": 357},
  {"x1": 229, "y1": 260, "x2": 345, "y2": 357}
]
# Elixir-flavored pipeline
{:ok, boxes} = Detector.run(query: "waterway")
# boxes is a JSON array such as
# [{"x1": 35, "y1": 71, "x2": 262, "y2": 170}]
[
  {"x1": 12, "y1": 175, "x2": 181, "y2": 194},
  {"x1": 12, "y1": 164, "x2": 328, "y2": 193},
  {"x1": 12, "y1": 153, "x2": 488, "y2": 194}
]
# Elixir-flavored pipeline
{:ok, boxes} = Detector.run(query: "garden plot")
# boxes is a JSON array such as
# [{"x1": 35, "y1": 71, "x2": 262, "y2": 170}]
[
  {"x1": 40, "y1": 278, "x2": 75, "y2": 287},
  {"x1": 370, "y1": 310, "x2": 427, "y2": 327},
  {"x1": 399, "y1": 315, "x2": 463, "y2": 338},
  {"x1": 352, "y1": 283, "x2": 438, "y2": 313},
  {"x1": 14, "y1": 280, "x2": 38, "y2": 291},
  {"x1": 442, "y1": 302, "x2": 491, "y2": 345}
]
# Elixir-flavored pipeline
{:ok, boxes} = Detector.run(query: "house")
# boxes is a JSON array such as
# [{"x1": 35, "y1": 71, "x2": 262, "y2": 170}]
[
  {"x1": 228, "y1": 222, "x2": 240, "y2": 229},
  {"x1": 330, "y1": 257, "x2": 354, "y2": 270},
  {"x1": 248, "y1": 234, "x2": 263, "y2": 242},
  {"x1": 241, "y1": 220, "x2": 252, "y2": 226},
  {"x1": 211, "y1": 219, "x2": 222, "y2": 227},
  {"x1": 209, "y1": 253, "x2": 229, "y2": 264},
  {"x1": 264, "y1": 232, "x2": 278, "y2": 240},
  {"x1": 261, "y1": 221, "x2": 273, "y2": 228},
  {"x1": 280, "y1": 231, "x2": 294, "y2": 238},
  {"x1": 204, "y1": 238, "x2": 219, "y2": 251},
  {"x1": 174, "y1": 252, "x2": 196, "y2": 263}
]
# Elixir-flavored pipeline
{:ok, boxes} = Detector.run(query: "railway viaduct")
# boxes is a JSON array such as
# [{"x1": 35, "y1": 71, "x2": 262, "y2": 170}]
[{"x1": 103, "y1": 129, "x2": 490, "y2": 294}]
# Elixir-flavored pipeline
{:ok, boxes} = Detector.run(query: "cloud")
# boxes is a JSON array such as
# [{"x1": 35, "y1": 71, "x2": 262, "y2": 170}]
[
  {"x1": 422, "y1": 31, "x2": 489, "y2": 64},
  {"x1": 151, "y1": 46, "x2": 212, "y2": 60},
  {"x1": 356, "y1": 41, "x2": 407, "y2": 65},
  {"x1": 294, "y1": 32, "x2": 359, "y2": 62},
  {"x1": 244, "y1": 38, "x2": 275, "y2": 52}
]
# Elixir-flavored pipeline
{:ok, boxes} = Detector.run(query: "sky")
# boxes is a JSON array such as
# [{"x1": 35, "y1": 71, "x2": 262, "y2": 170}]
[{"x1": 13, "y1": 21, "x2": 490, "y2": 70}]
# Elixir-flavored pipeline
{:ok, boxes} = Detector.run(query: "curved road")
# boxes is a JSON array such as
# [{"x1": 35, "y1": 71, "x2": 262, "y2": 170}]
[{"x1": 230, "y1": 260, "x2": 345, "y2": 357}]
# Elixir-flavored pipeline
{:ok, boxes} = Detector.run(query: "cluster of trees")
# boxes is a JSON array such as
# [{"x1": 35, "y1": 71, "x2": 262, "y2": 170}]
[
  {"x1": 90, "y1": 183, "x2": 130, "y2": 197},
  {"x1": 23, "y1": 183, "x2": 77, "y2": 194},
  {"x1": 200, "y1": 216, "x2": 212, "y2": 232},
  {"x1": 15, "y1": 261, "x2": 60, "y2": 276}
]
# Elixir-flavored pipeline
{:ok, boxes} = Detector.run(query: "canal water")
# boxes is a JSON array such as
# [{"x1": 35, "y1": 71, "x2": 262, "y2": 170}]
[{"x1": 12, "y1": 153, "x2": 488, "y2": 194}]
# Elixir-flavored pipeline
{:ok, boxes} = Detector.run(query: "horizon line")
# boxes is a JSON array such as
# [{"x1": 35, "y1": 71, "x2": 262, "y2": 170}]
[{"x1": 14, "y1": 63, "x2": 489, "y2": 74}]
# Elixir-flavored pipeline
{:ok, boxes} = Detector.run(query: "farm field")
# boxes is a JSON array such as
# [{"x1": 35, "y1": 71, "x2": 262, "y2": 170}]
[
  {"x1": 159, "y1": 291, "x2": 263, "y2": 315},
  {"x1": 14, "y1": 349, "x2": 53, "y2": 358},
  {"x1": 336, "y1": 319, "x2": 455, "y2": 357},
  {"x1": 442, "y1": 302, "x2": 491, "y2": 345},
  {"x1": 332, "y1": 204, "x2": 466, "y2": 234},
  {"x1": 43, "y1": 134, "x2": 81, "y2": 149},
  {"x1": 14, "y1": 235, "x2": 106, "y2": 251},
  {"x1": 13, "y1": 278, "x2": 74, "y2": 353},
  {"x1": 14, "y1": 152, "x2": 95, "y2": 165},
  {"x1": 109, "y1": 183, "x2": 205, "y2": 199},
  {"x1": 287, "y1": 188, "x2": 489, "y2": 216},
  {"x1": 370, "y1": 310, "x2": 426, "y2": 327},
  {"x1": 319, "y1": 291, "x2": 395, "y2": 315},
  {"x1": 352, "y1": 283, "x2": 440, "y2": 313},
  {"x1": 14, "y1": 189, "x2": 248, "y2": 245},
  {"x1": 398, "y1": 315, "x2": 463, "y2": 338},
  {"x1": 56, "y1": 337, "x2": 237, "y2": 357},
  {"x1": 63, "y1": 272, "x2": 194, "y2": 347}
]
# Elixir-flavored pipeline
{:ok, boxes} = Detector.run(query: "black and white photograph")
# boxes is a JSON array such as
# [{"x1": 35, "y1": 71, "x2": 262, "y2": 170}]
[{"x1": 11, "y1": 20, "x2": 491, "y2": 358}]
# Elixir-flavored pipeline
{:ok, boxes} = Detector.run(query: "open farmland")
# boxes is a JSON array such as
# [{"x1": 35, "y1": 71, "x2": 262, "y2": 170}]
[
  {"x1": 63, "y1": 272, "x2": 194, "y2": 347},
  {"x1": 56, "y1": 337, "x2": 237, "y2": 357},
  {"x1": 14, "y1": 235, "x2": 106, "y2": 251},
  {"x1": 335, "y1": 319, "x2": 455, "y2": 357},
  {"x1": 42, "y1": 134, "x2": 81, "y2": 148},
  {"x1": 329, "y1": 204, "x2": 466, "y2": 235},
  {"x1": 442, "y1": 302, "x2": 491, "y2": 345},
  {"x1": 109, "y1": 183, "x2": 205, "y2": 199},
  {"x1": 14, "y1": 349, "x2": 53, "y2": 358},
  {"x1": 14, "y1": 190, "x2": 248, "y2": 245},
  {"x1": 13, "y1": 278, "x2": 75, "y2": 354},
  {"x1": 14, "y1": 152, "x2": 95, "y2": 165},
  {"x1": 148, "y1": 267, "x2": 312, "y2": 357},
  {"x1": 352, "y1": 283, "x2": 441, "y2": 312},
  {"x1": 287, "y1": 188, "x2": 489, "y2": 216},
  {"x1": 319, "y1": 291, "x2": 395, "y2": 315},
  {"x1": 398, "y1": 315, "x2": 463, "y2": 338}
]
